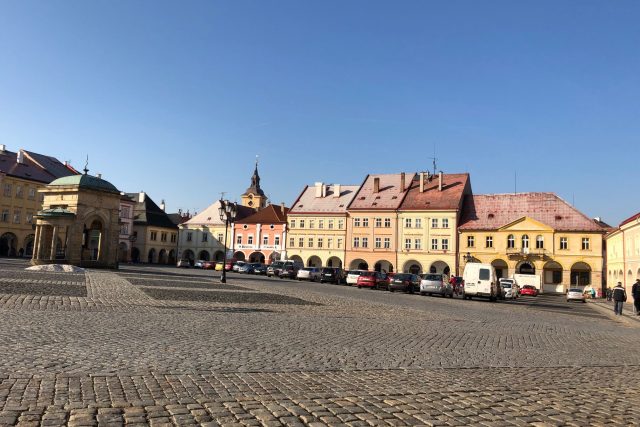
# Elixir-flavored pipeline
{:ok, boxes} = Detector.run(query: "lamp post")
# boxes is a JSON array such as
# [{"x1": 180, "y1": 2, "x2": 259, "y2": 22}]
[{"x1": 218, "y1": 199, "x2": 237, "y2": 283}]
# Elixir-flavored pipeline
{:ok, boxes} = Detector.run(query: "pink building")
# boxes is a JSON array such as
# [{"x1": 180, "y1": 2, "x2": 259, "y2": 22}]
[{"x1": 232, "y1": 204, "x2": 289, "y2": 264}]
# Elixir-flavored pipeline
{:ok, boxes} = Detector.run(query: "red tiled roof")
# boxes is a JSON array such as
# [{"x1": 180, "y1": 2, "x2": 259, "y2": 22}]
[
  {"x1": 620, "y1": 211, "x2": 640, "y2": 228},
  {"x1": 289, "y1": 184, "x2": 359, "y2": 214},
  {"x1": 348, "y1": 173, "x2": 415, "y2": 210},
  {"x1": 0, "y1": 149, "x2": 77, "y2": 183},
  {"x1": 236, "y1": 204, "x2": 289, "y2": 224},
  {"x1": 459, "y1": 193, "x2": 607, "y2": 232},
  {"x1": 400, "y1": 173, "x2": 471, "y2": 211}
]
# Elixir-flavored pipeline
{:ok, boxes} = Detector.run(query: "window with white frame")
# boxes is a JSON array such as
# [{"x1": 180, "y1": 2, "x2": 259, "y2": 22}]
[
  {"x1": 442, "y1": 239, "x2": 449, "y2": 250},
  {"x1": 318, "y1": 220, "x2": 324, "y2": 229},
  {"x1": 327, "y1": 238, "x2": 333, "y2": 248},
  {"x1": 415, "y1": 218, "x2": 422, "y2": 228},
  {"x1": 299, "y1": 238, "x2": 304, "y2": 247},
  {"x1": 362, "y1": 237, "x2": 368, "y2": 248},
  {"x1": 337, "y1": 238, "x2": 342, "y2": 248},
  {"x1": 290, "y1": 220, "x2": 296, "y2": 228},
  {"x1": 414, "y1": 239, "x2": 421, "y2": 250},
  {"x1": 15, "y1": 185, "x2": 23, "y2": 198},
  {"x1": 28, "y1": 187, "x2": 36, "y2": 200},
  {"x1": 467, "y1": 236, "x2": 475, "y2": 247},
  {"x1": 384, "y1": 218, "x2": 391, "y2": 228},
  {"x1": 308, "y1": 238, "x2": 313, "y2": 248},
  {"x1": 299, "y1": 219, "x2": 305, "y2": 228},
  {"x1": 328, "y1": 219, "x2": 334, "y2": 229},
  {"x1": 187, "y1": 232, "x2": 193, "y2": 242},
  {"x1": 263, "y1": 235, "x2": 269, "y2": 245},
  {"x1": 309, "y1": 220, "x2": 315, "y2": 229},
  {"x1": 161, "y1": 232, "x2": 168, "y2": 242},
  {"x1": 507, "y1": 234, "x2": 515, "y2": 249},
  {"x1": 353, "y1": 237, "x2": 360, "y2": 248},
  {"x1": 289, "y1": 237, "x2": 295, "y2": 247},
  {"x1": 247, "y1": 235, "x2": 253, "y2": 245},
  {"x1": 405, "y1": 238, "x2": 411, "y2": 250},
  {"x1": 431, "y1": 218, "x2": 438, "y2": 228},
  {"x1": 384, "y1": 237, "x2": 390, "y2": 249},
  {"x1": 375, "y1": 218, "x2": 382, "y2": 227},
  {"x1": 217, "y1": 233, "x2": 224, "y2": 242},
  {"x1": 431, "y1": 239, "x2": 438, "y2": 250},
  {"x1": 486, "y1": 236, "x2": 493, "y2": 248},
  {"x1": 582, "y1": 237, "x2": 590, "y2": 251},
  {"x1": 274, "y1": 236, "x2": 280, "y2": 246},
  {"x1": 354, "y1": 218, "x2": 361, "y2": 227},
  {"x1": 375, "y1": 237, "x2": 381, "y2": 248},
  {"x1": 522, "y1": 235, "x2": 529, "y2": 249},
  {"x1": 236, "y1": 235, "x2": 242, "y2": 245},
  {"x1": 317, "y1": 238, "x2": 323, "y2": 248},
  {"x1": 150, "y1": 231, "x2": 157, "y2": 241},
  {"x1": 120, "y1": 224, "x2": 129, "y2": 235},
  {"x1": 560, "y1": 237, "x2": 568, "y2": 250},
  {"x1": 536, "y1": 235, "x2": 544, "y2": 249},
  {"x1": 405, "y1": 218, "x2": 412, "y2": 228},
  {"x1": 338, "y1": 219, "x2": 344, "y2": 229},
  {"x1": 442, "y1": 218, "x2": 449, "y2": 228},
  {"x1": 1, "y1": 209, "x2": 9, "y2": 222}
]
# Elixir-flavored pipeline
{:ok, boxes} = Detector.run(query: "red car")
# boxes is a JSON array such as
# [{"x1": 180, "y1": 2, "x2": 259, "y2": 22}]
[
  {"x1": 519, "y1": 285, "x2": 539, "y2": 296},
  {"x1": 356, "y1": 271, "x2": 388, "y2": 289}
]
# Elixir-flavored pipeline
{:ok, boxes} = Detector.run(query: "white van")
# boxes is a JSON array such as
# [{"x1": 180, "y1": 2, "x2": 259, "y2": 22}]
[{"x1": 462, "y1": 263, "x2": 499, "y2": 301}]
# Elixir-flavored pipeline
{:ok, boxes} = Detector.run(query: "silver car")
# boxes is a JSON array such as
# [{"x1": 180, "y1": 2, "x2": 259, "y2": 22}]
[
  {"x1": 567, "y1": 288, "x2": 586, "y2": 303},
  {"x1": 420, "y1": 274, "x2": 453, "y2": 297},
  {"x1": 499, "y1": 278, "x2": 518, "y2": 300},
  {"x1": 297, "y1": 267, "x2": 322, "y2": 281}
]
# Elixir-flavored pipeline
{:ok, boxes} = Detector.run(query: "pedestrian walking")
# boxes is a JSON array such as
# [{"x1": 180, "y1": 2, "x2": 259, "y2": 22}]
[
  {"x1": 632, "y1": 279, "x2": 640, "y2": 316},
  {"x1": 590, "y1": 287, "x2": 596, "y2": 299},
  {"x1": 612, "y1": 282, "x2": 627, "y2": 316},
  {"x1": 606, "y1": 287, "x2": 612, "y2": 301}
]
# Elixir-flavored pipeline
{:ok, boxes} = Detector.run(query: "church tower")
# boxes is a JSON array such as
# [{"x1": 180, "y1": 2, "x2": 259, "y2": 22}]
[{"x1": 240, "y1": 158, "x2": 267, "y2": 210}]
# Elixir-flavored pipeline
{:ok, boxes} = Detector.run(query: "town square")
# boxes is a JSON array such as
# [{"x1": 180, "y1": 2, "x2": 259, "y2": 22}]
[{"x1": 1, "y1": 1, "x2": 640, "y2": 426}]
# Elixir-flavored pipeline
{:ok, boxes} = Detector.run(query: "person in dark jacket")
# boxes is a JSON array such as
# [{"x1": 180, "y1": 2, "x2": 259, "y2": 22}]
[
  {"x1": 612, "y1": 282, "x2": 627, "y2": 316},
  {"x1": 632, "y1": 279, "x2": 640, "y2": 316}
]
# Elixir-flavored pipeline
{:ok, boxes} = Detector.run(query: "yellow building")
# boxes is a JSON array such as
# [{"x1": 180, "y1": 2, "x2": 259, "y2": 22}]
[
  {"x1": 398, "y1": 172, "x2": 471, "y2": 275},
  {"x1": 0, "y1": 146, "x2": 77, "y2": 257},
  {"x1": 605, "y1": 212, "x2": 640, "y2": 297},
  {"x1": 458, "y1": 193, "x2": 609, "y2": 293},
  {"x1": 287, "y1": 182, "x2": 358, "y2": 268}
]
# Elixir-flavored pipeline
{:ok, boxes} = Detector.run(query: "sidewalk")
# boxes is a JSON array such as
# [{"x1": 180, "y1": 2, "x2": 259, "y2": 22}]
[{"x1": 589, "y1": 298, "x2": 640, "y2": 325}]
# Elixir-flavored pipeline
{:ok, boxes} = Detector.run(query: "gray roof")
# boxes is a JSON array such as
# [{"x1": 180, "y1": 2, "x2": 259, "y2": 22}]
[{"x1": 49, "y1": 174, "x2": 120, "y2": 194}]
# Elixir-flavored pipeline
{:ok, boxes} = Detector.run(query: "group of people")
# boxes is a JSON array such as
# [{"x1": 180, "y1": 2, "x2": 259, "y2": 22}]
[{"x1": 609, "y1": 279, "x2": 640, "y2": 316}]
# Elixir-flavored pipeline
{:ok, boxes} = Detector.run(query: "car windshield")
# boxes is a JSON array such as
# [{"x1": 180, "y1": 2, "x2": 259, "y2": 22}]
[
  {"x1": 301, "y1": 268, "x2": 312, "y2": 272},
  {"x1": 361, "y1": 272, "x2": 375, "y2": 277},
  {"x1": 322, "y1": 268, "x2": 335, "y2": 273},
  {"x1": 423, "y1": 274, "x2": 441, "y2": 281},
  {"x1": 501, "y1": 284, "x2": 511, "y2": 288},
  {"x1": 523, "y1": 285, "x2": 534, "y2": 289},
  {"x1": 394, "y1": 274, "x2": 411, "y2": 280},
  {"x1": 348, "y1": 271, "x2": 363, "y2": 276},
  {"x1": 569, "y1": 288, "x2": 583, "y2": 292}
]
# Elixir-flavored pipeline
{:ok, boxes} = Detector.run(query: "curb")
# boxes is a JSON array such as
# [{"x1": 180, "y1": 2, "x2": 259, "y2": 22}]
[{"x1": 588, "y1": 300, "x2": 640, "y2": 326}]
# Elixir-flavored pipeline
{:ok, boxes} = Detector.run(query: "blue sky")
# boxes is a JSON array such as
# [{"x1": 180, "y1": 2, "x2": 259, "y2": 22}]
[{"x1": 1, "y1": 1, "x2": 638, "y2": 225}]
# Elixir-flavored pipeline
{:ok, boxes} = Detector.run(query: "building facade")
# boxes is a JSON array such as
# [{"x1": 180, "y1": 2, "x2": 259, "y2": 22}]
[
  {"x1": 345, "y1": 173, "x2": 414, "y2": 273},
  {"x1": 127, "y1": 192, "x2": 178, "y2": 264},
  {"x1": 233, "y1": 204, "x2": 288, "y2": 263},
  {"x1": 605, "y1": 212, "x2": 640, "y2": 297},
  {"x1": 398, "y1": 172, "x2": 471, "y2": 275},
  {"x1": 458, "y1": 193, "x2": 609, "y2": 293},
  {"x1": 287, "y1": 182, "x2": 358, "y2": 268},
  {"x1": 118, "y1": 195, "x2": 136, "y2": 263},
  {"x1": 0, "y1": 146, "x2": 77, "y2": 257}
]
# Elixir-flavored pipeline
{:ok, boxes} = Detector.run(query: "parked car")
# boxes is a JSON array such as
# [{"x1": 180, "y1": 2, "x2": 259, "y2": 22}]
[
  {"x1": 389, "y1": 273, "x2": 421, "y2": 293},
  {"x1": 253, "y1": 264, "x2": 268, "y2": 275},
  {"x1": 320, "y1": 267, "x2": 344, "y2": 284},
  {"x1": 232, "y1": 261, "x2": 246, "y2": 272},
  {"x1": 567, "y1": 287, "x2": 586, "y2": 303},
  {"x1": 194, "y1": 260, "x2": 205, "y2": 269},
  {"x1": 520, "y1": 285, "x2": 539, "y2": 297},
  {"x1": 356, "y1": 271, "x2": 387, "y2": 289},
  {"x1": 499, "y1": 278, "x2": 518, "y2": 300},
  {"x1": 462, "y1": 263, "x2": 499, "y2": 301},
  {"x1": 297, "y1": 267, "x2": 322, "y2": 281},
  {"x1": 215, "y1": 262, "x2": 224, "y2": 271},
  {"x1": 420, "y1": 273, "x2": 453, "y2": 297},
  {"x1": 239, "y1": 263, "x2": 263, "y2": 274},
  {"x1": 279, "y1": 263, "x2": 301, "y2": 279},
  {"x1": 346, "y1": 270, "x2": 366, "y2": 285},
  {"x1": 267, "y1": 261, "x2": 285, "y2": 277},
  {"x1": 176, "y1": 259, "x2": 191, "y2": 268},
  {"x1": 202, "y1": 261, "x2": 216, "y2": 270}
]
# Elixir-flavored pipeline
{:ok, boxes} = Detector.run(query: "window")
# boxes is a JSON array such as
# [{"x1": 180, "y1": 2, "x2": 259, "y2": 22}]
[
  {"x1": 308, "y1": 238, "x2": 314, "y2": 248},
  {"x1": 161, "y1": 232, "x2": 168, "y2": 242},
  {"x1": 328, "y1": 220, "x2": 334, "y2": 229},
  {"x1": 582, "y1": 238, "x2": 590, "y2": 251},
  {"x1": 15, "y1": 185, "x2": 23, "y2": 198},
  {"x1": 507, "y1": 234, "x2": 515, "y2": 249},
  {"x1": 405, "y1": 218, "x2": 412, "y2": 228},
  {"x1": 26, "y1": 212, "x2": 33, "y2": 224},
  {"x1": 375, "y1": 218, "x2": 382, "y2": 228},
  {"x1": 318, "y1": 220, "x2": 324, "y2": 229},
  {"x1": 290, "y1": 220, "x2": 296, "y2": 228},
  {"x1": 384, "y1": 218, "x2": 391, "y2": 228},
  {"x1": 384, "y1": 237, "x2": 390, "y2": 249},
  {"x1": 171, "y1": 234, "x2": 177, "y2": 243},
  {"x1": 248, "y1": 235, "x2": 253, "y2": 245},
  {"x1": 217, "y1": 233, "x2": 224, "y2": 242},
  {"x1": 442, "y1": 239, "x2": 449, "y2": 250},
  {"x1": 236, "y1": 235, "x2": 242, "y2": 245},
  {"x1": 415, "y1": 218, "x2": 422, "y2": 228},
  {"x1": 337, "y1": 238, "x2": 342, "y2": 249},
  {"x1": 317, "y1": 238, "x2": 323, "y2": 248},
  {"x1": 405, "y1": 238, "x2": 412, "y2": 250},
  {"x1": 274, "y1": 236, "x2": 280, "y2": 246},
  {"x1": 289, "y1": 237, "x2": 295, "y2": 248},
  {"x1": 353, "y1": 237, "x2": 360, "y2": 248},
  {"x1": 187, "y1": 232, "x2": 193, "y2": 242},
  {"x1": 150, "y1": 231, "x2": 157, "y2": 241},
  {"x1": 560, "y1": 237, "x2": 568, "y2": 250},
  {"x1": 375, "y1": 237, "x2": 382, "y2": 248},
  {"x1": 201, "y1": 233, "x2": 207, "y2": 242},
  {"x1": 120, "y1": 224, "x2": 128, "y2": 235},
  {"x1": 432, "y1": 218, "x2": 438, "y2": 228},
  {"x1": 309, "y1": 220, "x2": 315, "y2": 229},
  {"x1": 28, "y1": 187, "x2": 36, "y2": 200},
  {"x1": 486, "y1": 236, "x2": 493, "y2": 248},
  {"x1": 299, "y1": 220, "x2": 305, "y2": 228},
  {"x1": 362, "y1": 218, "x2": 369, "y2": 227},
  {"x1": 263, "y1": 235, "x2": 269, "y2": 245},
  {"x1": 3, "y1": 183, "x2": 11, "y2": 197},
  {"x1": 362, "y1": 237, "x2": 368, "y2": 248},
  {"x1": 467, "y1": 236, "x2": 475, "y2": 247},
  {"x1": 338, "y1": 219, "x2": 344, "y2": 229},
  {"x1": 354, "y1": 218, "x2": 361, "y2": 227},
  {"x1": 536, "y1": 235, "x2": 544, "y2": 249},
  {"x1": 442, "y1": 218, "x2": 449, "y2": 228},
  {"x1": 522, "y1": 235, "x2": 529, "y2": 249},
  {"x1": 479, "y1": 268, "x2": 490, "y2": 281},
  {"x1": 431, "y1": 239, "x2": 438, "y2": 250},
  {"x1": 12, "y1": 210, "x2": 20, "y2": 224},
  {"x1": 299, "y1": 238, "x2": 304, "y2": 248},
  {"x1": 120, "y1": 207, "x2": 130, "y2": 219},
  {"x1": 327, "y1": 238, "x2": 333, "y2": 248},
  {"x1": 39, "y1": 194, "x2": 44, "y2": 203},
  {"x1": 415, "y1": 239, "x2": 422, "y2": 250}
]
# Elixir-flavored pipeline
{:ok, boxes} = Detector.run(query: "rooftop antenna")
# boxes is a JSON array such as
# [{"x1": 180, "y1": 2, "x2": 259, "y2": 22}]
[
  {"x1": 83, "y1": 155, "x2": 89, "y2": 175},
  {"x1": 219, "y1": 191, "x2": 226, "y2": 201}
]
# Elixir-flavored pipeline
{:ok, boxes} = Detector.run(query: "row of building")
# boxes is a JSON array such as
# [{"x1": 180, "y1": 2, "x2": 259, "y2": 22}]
[{"x1": 1, "y1": 145, "x2": 637, "y2": 295}]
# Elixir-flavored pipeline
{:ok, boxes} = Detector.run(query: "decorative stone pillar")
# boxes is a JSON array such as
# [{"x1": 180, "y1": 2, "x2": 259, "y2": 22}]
[
  {"x1": 33, "y1": 225, "x2": 42, "y2": 261},
  {"x1": 50, "y1": 226, "x2": 58, "y2": 261}
]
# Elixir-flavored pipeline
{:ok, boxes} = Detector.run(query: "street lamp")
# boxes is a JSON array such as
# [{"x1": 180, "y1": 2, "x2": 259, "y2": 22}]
[{"x1": 218, "y1": 199, "x2": 237, "y2": 283}]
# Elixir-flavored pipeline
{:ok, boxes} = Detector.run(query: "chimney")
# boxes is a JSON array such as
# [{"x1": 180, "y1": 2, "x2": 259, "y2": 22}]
[
  {"x1": 97, "y1": 173, "x2": 102, "y2": 179},
  {"x1": 438, "y1": 171, "x2": 443, "y2": 191},
  {"x1": 0, "y1": 144, "x2": 5, "y2": 152},
  {"x1": 315, "y1": 182, "x2": 324, "y2": 198},
  {"x1": 280, "y1": 202, "x2": 286, "y2": 214},
  {"x1": 64, "y1": 161, "x2": 70, "y2": 167},
  {"x1": 373, "y1": 177, "x2": 380, "y2": 193},
  {"x1": 400, "y1": 173, "x2": 405, "y2": 192},
  {"x1": 138, "y1": 192, "x2": 146, "y2": 203},
  {"x1": 419, "y1": 172, "x2": 425, "y2": 193},
  {"x1": 160, "y1": 199, "x2": 166, "y2": 212},
  {"x1": 16, "y1": 150, "x2": 24, "y2": 164},
  {"x1": 333, "y1": 184, "x2": 341, "y2": 198}
]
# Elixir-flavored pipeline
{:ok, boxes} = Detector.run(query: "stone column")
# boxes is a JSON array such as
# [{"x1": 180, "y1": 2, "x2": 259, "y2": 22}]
[
  {"x1": 49, "y1": 226, "x2": 58, "y2": 261},
  {"x1": 33, "y1": 224, "x2": 42, "y2": 260}
]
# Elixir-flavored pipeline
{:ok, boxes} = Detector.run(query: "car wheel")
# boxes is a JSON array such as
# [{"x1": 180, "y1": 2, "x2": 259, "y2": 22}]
[
  {"x1": 357, "y1": 285, "x2": 361, "y2": 289},
  {"x1": 408, "y1": 286, "x2": 414, "y2": 294},
  {"x1": 449, "y1": 292, "x2": 453, "y2": 298},
  {"x1": 389, "y1": 288, "x2": 394, "y2": 293}
]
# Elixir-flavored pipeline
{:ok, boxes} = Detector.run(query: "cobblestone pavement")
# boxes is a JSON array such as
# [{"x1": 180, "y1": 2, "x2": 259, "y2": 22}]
[{"x1": 0, "y1": 258, "x2": 638, "y2": 426}]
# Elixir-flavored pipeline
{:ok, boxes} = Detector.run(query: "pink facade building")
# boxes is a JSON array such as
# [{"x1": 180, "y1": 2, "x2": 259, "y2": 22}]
[{"x1": 232, "y1": 204, "x2": 289, "y2": 264}]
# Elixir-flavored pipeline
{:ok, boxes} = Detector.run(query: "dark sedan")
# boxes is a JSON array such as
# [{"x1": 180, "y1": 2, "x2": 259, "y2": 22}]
[
  {"x1": 320, "y1": 267, "x2": 344, "y2": 284},
  {"x1": 388, "y1": 273, "x2": 421, "y2": 293}
]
